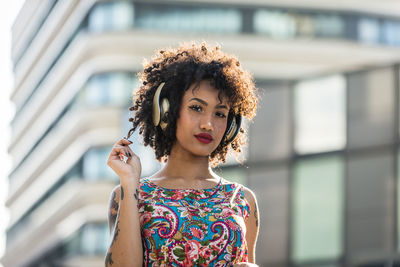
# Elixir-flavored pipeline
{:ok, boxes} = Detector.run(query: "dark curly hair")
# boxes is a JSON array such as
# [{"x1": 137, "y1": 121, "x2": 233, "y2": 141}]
[{"x1": 126, "y1": 41, "x2": 259, "y2": 167}]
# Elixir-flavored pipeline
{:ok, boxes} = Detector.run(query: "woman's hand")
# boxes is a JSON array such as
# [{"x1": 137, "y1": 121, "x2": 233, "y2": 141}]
[
  {"x1": 233, "y1": 263, "x2": 259, "y2": 267},
  {"x1": 106, "y1": 138, "x2": 142, "y2": 183}
]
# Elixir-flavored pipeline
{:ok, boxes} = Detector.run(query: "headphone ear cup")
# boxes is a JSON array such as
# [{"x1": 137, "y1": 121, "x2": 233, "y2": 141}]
[
  {"x1": 222, "y1": 112, "x2": 242, "y2": 145},
  {"x1": 159, "y1": 98, "x2": 170, "y2": 130},
  {"x1": 224, "y1": 112, "x2": 235, "y2": 141},
  {"x1": 153, "y1": 82, "x2": 169, "y2": 131}
]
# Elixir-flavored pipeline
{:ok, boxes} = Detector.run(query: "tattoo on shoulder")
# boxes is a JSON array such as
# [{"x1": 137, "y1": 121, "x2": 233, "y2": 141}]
[
  {"x1": 120, "y1": 186, "x2": 124, "y2": 200},
  {"x1": 106, "y1": 252, "x2": 113, "y2": 266}
]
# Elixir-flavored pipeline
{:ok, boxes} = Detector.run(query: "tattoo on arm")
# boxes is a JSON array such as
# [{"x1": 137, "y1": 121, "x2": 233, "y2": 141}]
[
  {"x1": 254, "y1": 202, "x2": 259, "y2": 227},
  {"x1": 134, "y1": 188, "x2": 139, "y2": 208},
  {"x1": 120, "y1": 186, "x2": 124, "y2": 200},
  {"x1": 108, "y1": 191, "x2": 118, "y2": 232},
  {"x1": 111, "y1": 220, "x2": 120, "y2": 246},
  {"x1": 106, "y1": 252, "x2": 114, "y2": 266}
]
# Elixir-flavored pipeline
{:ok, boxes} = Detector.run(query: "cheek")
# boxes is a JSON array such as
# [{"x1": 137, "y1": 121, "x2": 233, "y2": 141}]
[
  {"x1": 176, "y1": 109, "x2": 194, "y2": 136},
  {"x1": 216, "y1": 119, "x2": 228, "y2": 136},
  {"x1": 178, "y1": 109, "x2": 192, "y2": 127}
]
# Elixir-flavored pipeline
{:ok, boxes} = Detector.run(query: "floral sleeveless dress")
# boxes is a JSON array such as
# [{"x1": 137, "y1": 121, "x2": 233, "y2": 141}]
[{"x1": 138, "y1": 177, "x2": 250, "y2": 267}]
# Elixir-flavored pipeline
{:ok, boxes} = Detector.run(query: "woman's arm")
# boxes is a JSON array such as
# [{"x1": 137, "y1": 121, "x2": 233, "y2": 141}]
[
  {"x1": 105, "y1": 182, "x2": 143, "y2": 267},
  {"x1": 243, "y1": 186, "x2": 260, "y2": 263},
  {"x1": 105, "y1": 138, "x2": 143, "y2": 266}
]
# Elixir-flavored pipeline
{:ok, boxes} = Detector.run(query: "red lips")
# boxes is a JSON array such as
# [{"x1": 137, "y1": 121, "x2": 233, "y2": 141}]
[{"x1": 194, "y1": 133, "x2": 213, "y2": 144}]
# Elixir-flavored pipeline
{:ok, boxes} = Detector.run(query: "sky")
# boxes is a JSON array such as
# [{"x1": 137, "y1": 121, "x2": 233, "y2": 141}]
[{"x1": 0, "y1": 0, "x2": 25, "y2": 265}]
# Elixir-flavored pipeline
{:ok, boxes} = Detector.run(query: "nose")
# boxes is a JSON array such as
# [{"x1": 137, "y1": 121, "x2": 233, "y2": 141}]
[{"x1": 200, "y1": 115, "x2": 213, "y2": 131}]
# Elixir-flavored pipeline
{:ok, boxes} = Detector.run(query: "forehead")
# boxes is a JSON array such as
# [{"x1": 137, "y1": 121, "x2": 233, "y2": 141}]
[{"x1": 184, "y1": 80, "x2": 228, "y2": 104}]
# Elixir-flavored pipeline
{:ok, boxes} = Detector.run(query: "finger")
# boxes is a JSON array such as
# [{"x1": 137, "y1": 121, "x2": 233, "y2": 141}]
[
  {"x1": 125, "y1": 146, "x2": 136, "y2": 157},
  {"x1": 118, "y1": 138, "x2": 133, "y2": 146},
  {"x1": 115, "y1": 143, "x2": 136, "y2": 158},
  {"x1": 112, "y1": 147, "x2": 130, "y2": 158}
]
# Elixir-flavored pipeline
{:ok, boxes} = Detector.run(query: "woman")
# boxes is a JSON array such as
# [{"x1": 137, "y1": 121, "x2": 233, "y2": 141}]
[{"x1": 105, "y1": 42, "x2": 260, "y2": 266}]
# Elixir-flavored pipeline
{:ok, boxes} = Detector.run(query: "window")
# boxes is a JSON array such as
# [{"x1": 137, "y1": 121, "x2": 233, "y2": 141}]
[
  {"x1": 83, "y1": 147, "x2": 118, "y2": 181},
  {"x1": 135, "y1": 5, "x2": 241, "y2": 33},
  {"x1": 347, "y1": 150, "x2": 394, "y2": 256},
  {"x1": 358, "y1": 18, "x2": 380, "y2": 44},
  {"x1": 88, "y1": 1, "x2": 134, "y2": 32},
  {"x1": 347, "y1": 68, "x2": 395, "y2": 148},
  {"x1": 81, "y1": 223, "x2": 109, "y2": 255},
  {"x1": 83, "y1": 72, "x2": 136, "y2": 107},
  {"x1": 314, "y1": 14, "x2": 345, "y2": 38},
  {"x1": 383, "y1": 20, "x2": 400, "y2": 46},
  {"x1": 249, "y1": 84, "x2": 291, "y2": 161},
  {"x1": 398, "y1": 150, "x2": 400, "y2": 252},
  {"x1": 291, "y1": 155, "x2": 344, "y2": 263},
  {"x1": 254, "y1": 10, "x2": 296, "y2": 39},
  {"x1": 294, "y1": 75, "x2": 346, "y2": 154}
]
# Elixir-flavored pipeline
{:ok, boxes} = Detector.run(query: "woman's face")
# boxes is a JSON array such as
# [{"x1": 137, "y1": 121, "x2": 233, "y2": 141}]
[{"x1": 174, "y1": 80, "x2": 230, "y2": 157}]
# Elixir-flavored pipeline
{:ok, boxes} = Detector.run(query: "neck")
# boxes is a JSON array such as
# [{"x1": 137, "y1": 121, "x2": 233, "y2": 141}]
[{"x1": 160, "y1": 143, "x2": 215, "y2": 182}]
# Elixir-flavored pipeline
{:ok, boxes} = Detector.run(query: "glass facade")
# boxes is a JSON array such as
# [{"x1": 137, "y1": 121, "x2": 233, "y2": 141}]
[
  {"x1": 6, "y1": 144, "x2": 120, "y2": 248},
  {"x1": 83, "y1": 146, "x2": 119, "y2": 180},
  {"x1": 347, "y1": 150, "x2": 395, "y2": 260},
  {"x1": 135, "y1": 4, "x2": 241, "y2": 33},
  {"x1": 80, "y1": 223, "x2": 109, "y2": 255},
  {"x1": 9, "y1": 71, "x2": 136, "y2": 180},
  {"x1": 291, "y1": 155, "x2": 344, "y2": 264},
  {"x1": 382, "y1": 20, "x2": 400, "y2": 46},
  {"x1": 248, "y1": 166, "x2": 290, "y2": 265},
  {"x1": 254, "y1": 10, "x2": 296, "y2": 39},
  {"x1": 347, "y1": 67, "x2": 395, "y2": 148},
  {"x1": 88, "y1": 1, "x2": 134, "y2": 32},
  {"x1": 294, "y1": 75, "x2": 346, "y2": 154},
  {"x1": 249, "y1": 83, "x2": 291, "y2": 161},
  {"x1": 358, "y1": 18, "x2": 380, "y2": 44},
  {"x1": 79, "y1": 72, "x2": 136, "y2": 107},
  {"x1": 7, "y1": 157, "x2": 83, "y2": 248},
  {"x1": 27, "y1": 222, "x2": 109, "y2": 266},
  {"x1": 398, "y1": 150, "x2": 400, "y2": 253}
]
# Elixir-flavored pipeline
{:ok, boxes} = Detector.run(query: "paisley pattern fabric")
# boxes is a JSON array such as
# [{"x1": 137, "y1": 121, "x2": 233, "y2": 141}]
[{"x1": 138, "y1": 177, "x2": 250, "y2": 267}]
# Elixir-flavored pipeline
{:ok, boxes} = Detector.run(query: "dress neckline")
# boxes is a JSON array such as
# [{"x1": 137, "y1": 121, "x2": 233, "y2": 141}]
[{"x1": 143, "y1": 176, "x2": 223, "y2": 192}]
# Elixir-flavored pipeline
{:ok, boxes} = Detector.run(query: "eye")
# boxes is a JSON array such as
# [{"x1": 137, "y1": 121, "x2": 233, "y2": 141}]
[
  {"x1": 189, "y1": 105, "x2": 202, "y2": 112},
  {"x1": 216, "y1": 112, "x2": 227, "y2": 118}
]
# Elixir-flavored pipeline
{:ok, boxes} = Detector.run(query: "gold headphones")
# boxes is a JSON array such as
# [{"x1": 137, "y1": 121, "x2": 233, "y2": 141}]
[
  {"x1": 152, "y1": 82, "x2": 169, "y2": 131},
  {"x1": 152, "y1": 82, "x2": 241, "y2": 145}
]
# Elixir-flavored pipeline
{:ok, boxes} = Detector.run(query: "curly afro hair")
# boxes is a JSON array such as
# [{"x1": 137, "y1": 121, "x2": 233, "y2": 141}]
[{"x1": 126, "y1": 41, "x2": 259, "y2": 167}]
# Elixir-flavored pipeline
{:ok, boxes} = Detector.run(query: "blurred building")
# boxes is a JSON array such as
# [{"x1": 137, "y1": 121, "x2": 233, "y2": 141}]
[{"x1": 2, "y1": 0, "x2": 400, "y2": 266}]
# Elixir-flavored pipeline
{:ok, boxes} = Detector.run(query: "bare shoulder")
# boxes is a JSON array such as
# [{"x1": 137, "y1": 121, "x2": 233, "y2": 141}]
[
  {"x1": 241, "y1": 185, "x2": 257, "y2": 207},
  {"x1": 241, "y1": 185, "x2": 259, "y2": 262}
]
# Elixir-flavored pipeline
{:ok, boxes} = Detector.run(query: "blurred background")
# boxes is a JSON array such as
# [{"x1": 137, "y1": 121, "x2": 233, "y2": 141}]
[{"x1": 1, "y1": 0, "x2": 400, "y2": 266}]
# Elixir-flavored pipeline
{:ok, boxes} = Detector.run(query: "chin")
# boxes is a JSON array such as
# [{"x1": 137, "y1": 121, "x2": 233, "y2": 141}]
[{"x1": 188, "y1": 146, "x2": 215, "y2": 158}]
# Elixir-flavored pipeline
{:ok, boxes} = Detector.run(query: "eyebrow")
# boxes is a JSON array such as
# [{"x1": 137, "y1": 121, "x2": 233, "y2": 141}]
[{"x1": 189, "y1": 97, "x2": 229, "y2": 109}]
